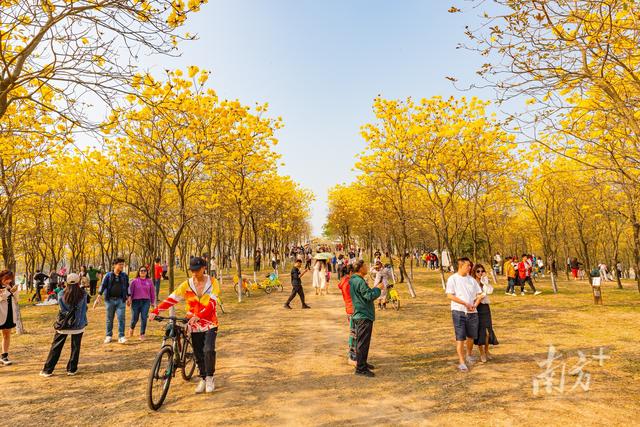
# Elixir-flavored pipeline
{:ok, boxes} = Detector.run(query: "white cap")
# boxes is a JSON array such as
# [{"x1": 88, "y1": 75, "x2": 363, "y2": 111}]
[{"x1": 66, "y1": 273, "x2": 80, "y2": 285}]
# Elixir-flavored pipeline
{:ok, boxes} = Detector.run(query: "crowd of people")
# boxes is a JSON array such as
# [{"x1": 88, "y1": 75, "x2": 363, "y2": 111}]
[{"x1": 0, "y1": 243, "x2": 634, "y2": 398}]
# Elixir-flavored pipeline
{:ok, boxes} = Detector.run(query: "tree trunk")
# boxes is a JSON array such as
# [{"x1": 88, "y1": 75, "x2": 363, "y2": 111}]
[{"x1": 632, "y1": 220, "x2": 640, "y2": 293}]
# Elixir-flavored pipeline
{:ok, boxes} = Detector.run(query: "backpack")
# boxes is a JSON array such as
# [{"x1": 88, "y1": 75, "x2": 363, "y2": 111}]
[{"x1": 54, "y1": 302, "x2": 78, "y2": 330}]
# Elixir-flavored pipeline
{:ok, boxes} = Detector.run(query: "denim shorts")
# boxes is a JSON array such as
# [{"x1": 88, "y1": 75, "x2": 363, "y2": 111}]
[{"x1": 452, "y1": 310, "x2": 479, "y2": 341}]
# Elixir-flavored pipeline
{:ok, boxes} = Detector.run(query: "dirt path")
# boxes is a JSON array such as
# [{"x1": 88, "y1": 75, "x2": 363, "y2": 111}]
[{"x1": 3, "y1": 271, "x2": 640, "y2": 426}]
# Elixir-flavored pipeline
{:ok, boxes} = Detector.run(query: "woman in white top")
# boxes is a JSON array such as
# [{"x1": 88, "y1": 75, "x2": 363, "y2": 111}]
[
  {"x1": 472, "y1": 264, "x2": 498, "y2": 363},
  {"x1": 318, "y1": 260, "x2": 328, "y2": 295},
  {"x1": 312, "y1": 260, "x2": 322, "y2": 295}
]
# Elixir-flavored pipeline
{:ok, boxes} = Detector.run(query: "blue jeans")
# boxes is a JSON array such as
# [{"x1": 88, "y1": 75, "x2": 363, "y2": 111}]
[
  {"x1": 153, "y1": 279, "x2": 161, "y2": 300},
  {"x1": 130, "y1": 299, "x2": 151, "y2": 335},
  {"x1": 105, "y1": 298, "x2": 126, "y2": 338}
]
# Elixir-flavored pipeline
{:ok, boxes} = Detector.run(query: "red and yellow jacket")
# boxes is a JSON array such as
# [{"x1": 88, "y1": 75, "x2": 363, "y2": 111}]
[{"x1": 153, "y1": 276, "x2": 219, "y2": 332}]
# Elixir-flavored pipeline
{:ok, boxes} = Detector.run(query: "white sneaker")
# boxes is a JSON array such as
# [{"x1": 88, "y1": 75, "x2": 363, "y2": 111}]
[
  {"x1": 457, "y1": 363, "x2": 469, "y2": 372},
  {"x1": 104, "y1": 336, "x2": 112, "y2": 344},
  {"x1": 534, "y1": 291, "x2": 542, "y2": 296},
  {"x1": 118, "y1": 337, "x2": 127, "y2": 344},
  {"x1": 39, "y1": 371, "x2": 53, "y2": 377},
  {"x1": 465, "y1": 355, "x2": 476, "y2": 365},
  {"x1": 195, "y1": 379, "x2": 206, "y2": 394},
  {"x1": 520, "y1": 292, "x2": 525, "y2": 296},
  {"x1": 205, "y1": 376, "x2": 215, "y2": 393},
  {"x1": 509, "y1": 292, "x2": 516, "y2": 296}
]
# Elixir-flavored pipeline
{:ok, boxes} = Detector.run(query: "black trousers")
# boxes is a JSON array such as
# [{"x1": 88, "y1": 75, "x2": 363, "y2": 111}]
[
  {"x1": 354, "y1": 319, "x2": 373, "y2": 372},
  {"x1": 89, "y1": 280, "x2": 98, "y2": 296},
  {"x1": 191, "y1": 328, "x2": 217, "y2": 379},
  {"x1": 30, "y1": 284, "x2": 43, "y2": 302},
  {"x1": 286, "y1": 285, "x2": 306, "y2": 306},
  {"x1": 43, "y1": 332, "x2": 83, "y2": 374},
  {"x1": 518, "y1": 276, "x2": 536, "y2": 292}
]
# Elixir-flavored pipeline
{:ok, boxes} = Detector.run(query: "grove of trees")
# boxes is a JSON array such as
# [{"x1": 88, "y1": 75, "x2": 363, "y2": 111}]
[
  {"x1": 325, "y1": 0, "x2": 640, "y2": 294},
  {"x1": 1, "y1": 1, "x2": 312, "y2": 299}
]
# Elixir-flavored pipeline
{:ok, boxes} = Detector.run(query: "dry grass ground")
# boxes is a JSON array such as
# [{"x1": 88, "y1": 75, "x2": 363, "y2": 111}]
[{"x1": 3, "y1": 268, "x2": 640, "y2": 426}]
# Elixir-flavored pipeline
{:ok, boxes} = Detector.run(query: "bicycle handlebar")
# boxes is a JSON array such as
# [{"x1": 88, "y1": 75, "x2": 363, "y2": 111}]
[{"x1": 153, "y1": 315, "x2": 189, "y2": 323}]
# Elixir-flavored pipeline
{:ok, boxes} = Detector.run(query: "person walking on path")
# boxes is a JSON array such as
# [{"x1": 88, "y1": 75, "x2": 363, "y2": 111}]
[
  {"x1": 312, "y1": 259, "x2": 328, "y2": 295},
  {"x1": 504, "y1": 257, "x2": 517, "y2": 296},
  {"x1": 0, "y1": 270, "x2": 22, "y2": 365},
  {"x1": 570, "y1": 257, "x2": 582, "y2": 280},
  {"x1": 162, "y1": 262, "x2": 169, "y2": 280},
  {"x1": 284, "y1": 259, "x2": 311, "y2": 309},
  {"x1": 254, "y1": 249, "x2": 262, "y2": 272},
  {"x1": 472, "y1": 264, "x2": 499, "y2": 363},
  {"x1": 93, "y1": 258, "x2": 130, "y2": 344},
  {"x1": 337, "y1": 265, "x2": 356, "y2": 366},
  {"x1": 152, "y1": 258, "x2": 163, "y2": 300},
  {"x1": 445, "y1": 258, "x2": 485, "y2": 372},
  {"x1": 31, "y1": 270, "x2": 49, "y2": 302},
  {"x1": 151, "y1": 257, "x2": 219, "y2": 394},
  {"x1": 128, "y1": 266, "x2": 156, "y2": 340},
  {"x1": 40, "y1": 273, "x2": 88, "y2": 377},
  {"x1": 517, "y1": 254, "x2": 542, "y2": 295},
  {"x1": 87, "y1": 266, "x2": 100, "y2": 296},
  {"x1": 349, "y1": 260, "x2": 384, "y2": 377}
]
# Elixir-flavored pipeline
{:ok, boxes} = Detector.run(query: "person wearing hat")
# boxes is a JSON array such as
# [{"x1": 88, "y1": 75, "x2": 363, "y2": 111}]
[
  {"x1": 93, "y1": 257, "x2": 130, "y2": 344},
  {"x1": 150, "y1": 256, "x2": 220, "y2": 394},
  {"x1": 40, "y1": 273, "x2": 89, "y2": 377}
]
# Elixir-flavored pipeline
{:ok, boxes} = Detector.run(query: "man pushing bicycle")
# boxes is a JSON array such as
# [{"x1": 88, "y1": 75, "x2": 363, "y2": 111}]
[{"x1": 150, "y1": 256, "x2": 219, "y2": 394}]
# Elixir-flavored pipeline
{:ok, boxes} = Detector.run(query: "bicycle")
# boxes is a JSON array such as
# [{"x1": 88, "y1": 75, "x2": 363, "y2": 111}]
[
  {"x1": 233, "y1": 275, "x2": 252, "y2": 297},
  {"x1": 386, "y1": 283, "x2": 400, "y2": 311},
  {"x1": 147, "y1": 315, "x2": 197, "y2": 410},
  {"x1": 259, "y1": 272, "x2": 283, "y2": 294}
]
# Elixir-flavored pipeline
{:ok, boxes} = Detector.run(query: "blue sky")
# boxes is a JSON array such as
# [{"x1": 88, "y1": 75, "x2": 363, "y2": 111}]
[{"x1": 138, "y1": 1, "x2": 493, "y2": 235}]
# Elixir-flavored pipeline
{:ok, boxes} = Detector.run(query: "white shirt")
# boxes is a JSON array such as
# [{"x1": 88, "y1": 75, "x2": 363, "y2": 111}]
[
  {"x1": 445, "y1": 273, "x2": 483, "y2": 313},
  {"x1": 479, "y1": 276, "x2": 493, "y2": 304}
]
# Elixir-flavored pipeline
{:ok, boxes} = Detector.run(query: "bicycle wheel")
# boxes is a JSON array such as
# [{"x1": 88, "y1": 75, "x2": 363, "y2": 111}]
[
  {"x1": 181, "y1": 337, "x2": 197, "y2": 381},
  {"x1": 147, "y1": 346, "x2": 174, "y2": 411},
  {"x1": 264, "y1": 284, "x2": 273, "y2": 294},
  {"x1": 392, "y1": 297, "x2": 400, "y2": 311},
  {"x1": 233, "y1": 283, "x2": 239, "y2": 294}
]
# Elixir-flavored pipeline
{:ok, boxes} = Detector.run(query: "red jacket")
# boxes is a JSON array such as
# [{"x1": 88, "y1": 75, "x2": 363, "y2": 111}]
[
  {"x1": 337, "y1": 274, "x2": 354, "y2": 315},
  {"x1": 517, "y1": 261, "x2": 529, "y2": 279},
  {"x1": 154, "y1": 263, "x2": 163, "y2": 280}
]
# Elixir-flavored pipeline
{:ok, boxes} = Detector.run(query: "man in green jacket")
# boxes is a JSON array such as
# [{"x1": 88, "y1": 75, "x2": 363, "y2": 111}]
[{"x1": 349, "y1": 260, "x2": 384, "y2": 377}]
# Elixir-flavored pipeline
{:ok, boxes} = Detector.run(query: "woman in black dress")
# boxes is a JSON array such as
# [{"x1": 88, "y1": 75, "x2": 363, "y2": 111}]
[
  {"x1": 472, "y1": 264, "x2": 498, "y2": 363},
  {"x1": 0, "y1": 270, "x2": 22, "y2": 365}
]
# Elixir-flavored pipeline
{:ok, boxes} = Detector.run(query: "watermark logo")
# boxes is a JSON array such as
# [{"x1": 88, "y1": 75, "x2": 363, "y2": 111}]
[{"x1": 533, "y1": 345, "x2": 610, "y2": 396}]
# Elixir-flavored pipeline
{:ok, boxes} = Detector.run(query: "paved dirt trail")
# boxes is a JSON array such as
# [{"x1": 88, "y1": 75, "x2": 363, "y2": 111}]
[
  {"x1": 4, "y1": 271, "x2": 640, "y2": 426},
  {"x1": 4, "y1": 276, "x2": 427, "y2": 426}
]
